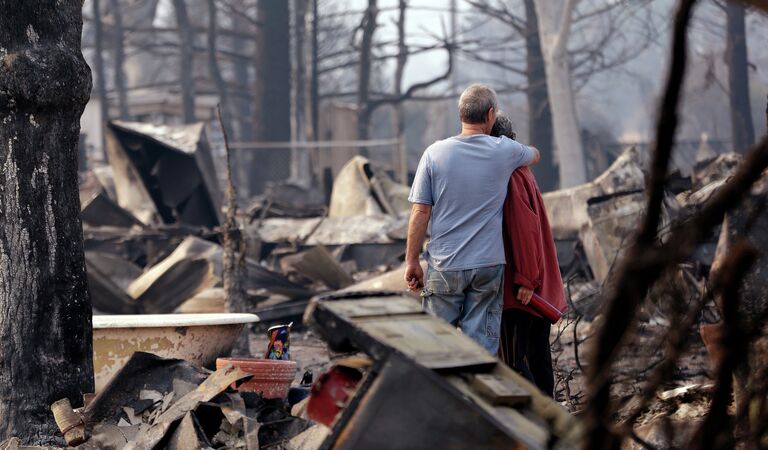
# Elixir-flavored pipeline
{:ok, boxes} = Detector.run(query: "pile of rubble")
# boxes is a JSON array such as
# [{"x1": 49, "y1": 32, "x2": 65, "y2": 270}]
[
  {"x1": 84, "y1": 121, "x2": 742, "y2": 326},
  {"x1": 68, "y1": 119, "x2": 596, "y2": 449},
  {"x1": 40, "y1": 294, "x2": 581, "y2": 449},
  {"x1": 544, "y1": 145, "x2": 741, "y2": 289},
  {"x1": 86, "y1": 121, "x2": 744, "y2": 329},
  {"x1": 73, "y1": 118, "x2": 761, "y2": 448},
  {"x1": 45, "y1": 352, "x2": 314, "y2": 450},
  {"x1": 544, "y1": 143, "x2": 758, "y2": 431},
  {"x1": 81, "y1": 122, "x2": 414, "y2": 324}
]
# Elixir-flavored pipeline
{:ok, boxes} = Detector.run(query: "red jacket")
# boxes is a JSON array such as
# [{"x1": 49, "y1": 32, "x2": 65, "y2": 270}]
[{"x1": 502, "y1": 167, "x2": 566, "y2": 318}]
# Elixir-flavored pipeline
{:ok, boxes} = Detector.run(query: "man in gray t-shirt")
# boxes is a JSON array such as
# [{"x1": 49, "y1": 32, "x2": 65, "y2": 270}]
[{"x1": 405, "y1": 84, "x2": 539, "y2": 354}]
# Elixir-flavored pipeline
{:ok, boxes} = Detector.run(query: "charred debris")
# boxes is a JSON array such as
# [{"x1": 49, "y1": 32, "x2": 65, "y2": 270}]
[{"x1": 68, "y1": 116, "x2": 767, "y2": 449}]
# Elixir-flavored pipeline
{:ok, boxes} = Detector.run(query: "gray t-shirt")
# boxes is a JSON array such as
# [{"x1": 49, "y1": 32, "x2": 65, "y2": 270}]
[{"x1": 408, "y1": 134, "x2": 534, "y2": 271}]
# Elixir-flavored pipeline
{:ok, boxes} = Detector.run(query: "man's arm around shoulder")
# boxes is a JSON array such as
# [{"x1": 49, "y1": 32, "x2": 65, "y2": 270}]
[
  {"x1": 527, "y1": 146, "x2": 541, "y2": 166},
  {"x1": 500, "y1": 135, "x2": 540, "y2": 167}
]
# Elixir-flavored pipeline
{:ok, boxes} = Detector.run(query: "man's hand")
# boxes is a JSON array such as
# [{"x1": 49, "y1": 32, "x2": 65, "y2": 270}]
[
  {"x1": 517, "y1": 286, "x2": 533, "y2": 305},
  {"x1": 404, "y1": 262, "x2": 424, "y2": 292},
  {"x1": 528, "y1": 146, "x2": 541, "y2": 166},
  {"x1": 404, "y1": 203, "x2": 431, "y2": 292}
]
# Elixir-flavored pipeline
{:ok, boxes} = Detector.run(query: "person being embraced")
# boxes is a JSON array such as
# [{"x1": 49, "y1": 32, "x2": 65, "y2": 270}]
[{"x1": 490, "y1": 114, "x2": 567, "y2": 397}]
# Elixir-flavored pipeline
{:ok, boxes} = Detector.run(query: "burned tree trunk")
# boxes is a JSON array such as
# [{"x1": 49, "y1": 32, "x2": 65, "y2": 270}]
[
  {"x1": 233, "y1": 14, "x2": 253, "y2": 142},
  {"x1": 108, "y1": 0, "x2": 130, "y2": 120},
  {"x1": 92, "y1": 0, "x2": 109, "y2": 157},
  {"x1": 533, "y1": 0, "x2": 587, "y2": 188},
  {"x1": 253, "y1": 0, "x2": 292, "y2": 194},
  {"x1": 726, "y1": 1, "x2": 755, "y2": 153},
  {"x1": 290, "y1": 0, "x2": 311, "y2": 187},
  {"x1": 356, "y1": 0, "x2": 379, "y2": 150},
  {"x1": 392, "y1": 0, "x2": 407, "y2": 184},
  {"x1": 0, "y1": 0, "x2": 94, "y2": 444},
  {"x1": 173, "y1": 0, "x2": 196, "y2": 123},
  {"x1": 523, "y1": 0, "x2": 557, "y2": 192},
  {"x1": 310, "y1": 0, "x2": 320, "y2": 142},
  {"x1": 219, "y1": 107, "x2": 250, "y2": 356},
  {"x1": 207, "y1": 0, "x2": 232, "y2": 138},
  {"x1": 232, "y1": 13, "x2": 253, "y2": 199}
]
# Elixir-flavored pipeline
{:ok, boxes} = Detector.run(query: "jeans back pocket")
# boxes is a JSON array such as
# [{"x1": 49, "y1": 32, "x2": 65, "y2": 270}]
[{"x1": 425, "y1": 268, "x2": 461, "y2": 295}]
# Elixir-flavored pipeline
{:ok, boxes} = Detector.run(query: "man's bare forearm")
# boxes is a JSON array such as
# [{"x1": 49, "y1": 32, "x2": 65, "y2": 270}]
[{"x1": 406, "y1": 203, "x2": 432, "y2": 264}]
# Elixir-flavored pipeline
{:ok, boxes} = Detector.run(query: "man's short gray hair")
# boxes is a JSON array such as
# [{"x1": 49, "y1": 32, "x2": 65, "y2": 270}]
[{"x1": 458, "y1": 84, "x2": 498, "y2": 124}]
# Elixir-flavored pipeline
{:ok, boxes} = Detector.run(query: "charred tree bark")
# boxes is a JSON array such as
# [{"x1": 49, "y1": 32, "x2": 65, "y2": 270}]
[
  {"x1": 219, "y1": 107, "x2": 250, "y2": 357},
  {"x1": 0, "y1": 0, "x2": 94, "y2": 444},
  {"x1": 92, "y1": 0, "x2": 109, "y2": 159},
  {"x1": 207, "y1": 0, "x2": 232, "y2": 138},
  {"x1": 233, "y1": 14, "x2": 253, "y2": 142},
  {"x1": 108, "y1": 0, "x2": 130, "y2": 120},
  {"x1": 392, "y1": 0, "x2": 407, "y2": 183},
  {"x1": 356, "y1": 0, "x2": 379, "y2": 150},
  {"x1": 290, "y1": 0, "x2": 311, "y2": 187},
  {"x1": 523, "y1": 0, "x2": 557, "y2": 192},
  {"x1": 310, "y1": 0, "x2": 320, "y2": 141},
  {"x1": 173, "y1": 0, "x2": 196, "y2": 123},
  {"x1": 253, "y1": 0, "x2": 292, "y2": 194},
  {"x1": 726, "y1": 1, "x2": 755, "y2": 153},
  {"x1": 356, "y1": 0, "x2": 378, "y2": 143},
  {"x1": 232, "y1": 13, "x2": 253, "y2": 199},
  {"x1": 534, "y1": 0, "x2": 587, "y2": 188}
]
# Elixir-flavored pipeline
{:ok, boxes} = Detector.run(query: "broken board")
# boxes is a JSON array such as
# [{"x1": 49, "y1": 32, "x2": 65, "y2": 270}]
[
  {"x1": 309, "y1": 295, "x2": 496, "y2": 370},
  {"x1": 471, "y1": 374, "x2": 531, "y2": 407}
]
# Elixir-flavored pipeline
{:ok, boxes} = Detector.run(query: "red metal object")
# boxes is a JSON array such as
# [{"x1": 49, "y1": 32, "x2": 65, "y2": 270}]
[
  {"x1": 307, "y1": 366, "x2": 363, "y2": 427},
  {"x1": 530, "y1": 293, "x2": 565, "y2": 324}
]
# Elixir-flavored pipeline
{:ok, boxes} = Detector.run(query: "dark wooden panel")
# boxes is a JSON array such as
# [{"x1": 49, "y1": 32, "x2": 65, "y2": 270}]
[{"x1": 333, "y1": 355, "x2": 532, "y2": 450}]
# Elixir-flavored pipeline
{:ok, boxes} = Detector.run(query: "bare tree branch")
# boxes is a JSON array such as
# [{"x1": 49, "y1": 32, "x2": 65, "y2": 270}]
[
  {"x1": 465, "y1": 0, "x2": 527, "y2": 33},
  {"x1": 582, "y1": 0, "x2": 697, "y2": 446}
]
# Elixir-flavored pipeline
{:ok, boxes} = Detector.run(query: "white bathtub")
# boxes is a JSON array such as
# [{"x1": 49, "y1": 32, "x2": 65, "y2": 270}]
[{"x1": 92, "y1": 313, "x2": 260, "y2": 392}]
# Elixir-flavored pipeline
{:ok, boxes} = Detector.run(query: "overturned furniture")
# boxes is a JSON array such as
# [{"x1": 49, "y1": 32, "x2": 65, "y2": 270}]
[{"x1": 306, "y1": 293, "x2": 580, "y2": 449}]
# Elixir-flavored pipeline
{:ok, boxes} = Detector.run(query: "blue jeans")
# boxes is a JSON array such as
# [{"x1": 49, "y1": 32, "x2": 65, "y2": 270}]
[{"x1": 421, "y1": 264, "x2": 504, "y2": 355}]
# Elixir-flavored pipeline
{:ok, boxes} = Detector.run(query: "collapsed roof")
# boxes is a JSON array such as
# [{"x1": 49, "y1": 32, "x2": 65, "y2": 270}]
[{"x1": 105, "y1": 121, "x2": 223, "y2": 228}]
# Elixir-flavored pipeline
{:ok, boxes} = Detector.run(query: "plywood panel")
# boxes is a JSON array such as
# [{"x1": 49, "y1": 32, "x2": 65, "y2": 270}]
[
  {"x1": 323, "y1": 297, "x2": 422, "y2": 318},
  {"x1": 352, "y1": 314, "x2": 497, "y2": 369}
]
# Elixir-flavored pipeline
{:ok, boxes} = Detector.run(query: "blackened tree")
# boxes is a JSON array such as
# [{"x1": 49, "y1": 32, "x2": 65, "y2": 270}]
[
  {"x1": 725, "y1": 1, "x2": 755, "y2": 153},
  {"x1": 0, "y1": 0, "x2": 94, "y2": 444}
]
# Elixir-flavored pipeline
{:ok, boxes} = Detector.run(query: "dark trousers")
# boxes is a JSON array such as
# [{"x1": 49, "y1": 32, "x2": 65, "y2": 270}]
[{"x1": 498, "y1": 309, "x2": 554, "y2": 397}]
